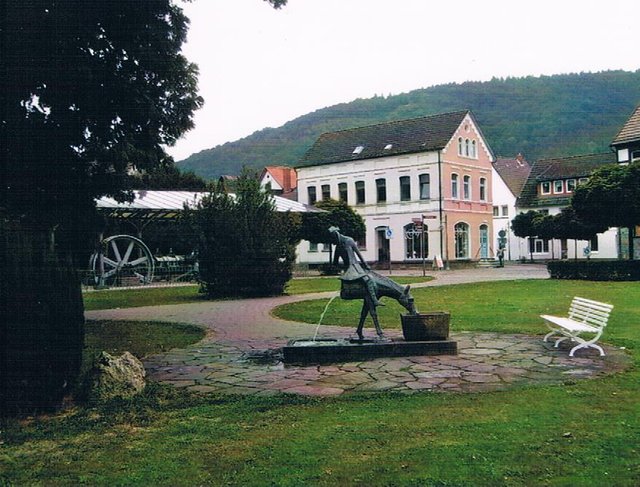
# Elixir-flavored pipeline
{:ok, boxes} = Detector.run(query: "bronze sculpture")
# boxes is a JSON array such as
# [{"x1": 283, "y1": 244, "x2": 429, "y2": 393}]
[{"x1": 329, "y1": 226, "x2": 418, "y2": 340}]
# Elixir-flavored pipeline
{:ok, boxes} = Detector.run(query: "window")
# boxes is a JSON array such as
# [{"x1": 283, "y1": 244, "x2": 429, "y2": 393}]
[
  {"x1": 307, "y1": 186, "x2": 317, "y2": 205},
  {"x1": 590, "y1": 236, "x2": 599, "y2": 252},
  {"x1": 404, "y1": 223, "x2": 427, "y2": 259},
  {"x1": 471, "y1": 140, "x2": 477, "y2": 158},
  {"x1": 357, "y1": 234, "x2": 367, "y2": 250},
  {"x1": 493, "y1": 206, "x2": 499, "y2": 217},
  {"x1": 353, "y1": 145, "x2": 364, "y2": 155},
  {"x1": 465, "y1": 139, "x2": 470, "y2": 157},
  {"x1": 463, "y1": 175, "x2": 471, "y2": 200},
  {"x1": 454, "y1": 223, "x2": 470, "y2": 259},
  {"x1": 566, "y1": 179, "x2": 576, "y2": 193},
  {"x1": 309, "y1": 242, "x2": 318, "y2": 252},
  {"x1": 338, "y1": 182, "x2": 348, "y2": 203},
  {"x1": 458, "y1": 137, "x2": 463, "y2": 155},
  {"x1": 376, "y1": 178, "x2": 386, "y2": 203},
  {"x1": 529, "y1": 238, "x2": 549, "y2": 254},
  {"x1": 400, "y1": 176, "x2": 411, "y2": 201},
  {"x1": 321, "y1": 243, "x2": 330, "y2": 253},
  {"x1": 553, "y1": 180, "x2": 563, "y2": 194},
  {"x1": 632, "y1": 150, "x2": 640, "y2": 162},
  {"x1": 501, "y1": 205, "x2": 508, "y2": 216},
  {"x1": 578, "y1": 177, "x2": 589, "y2": 185},
  {"x1": 355, "y1": 181, "x2": 365, "y2": 205},
  {"x1": 451, "y1": 174, "x2": 459, "y2": 199},
  {"x1": 419, "y1": 173, "x2": 430, "y2": 200},
  {"x1": 617, "y1": 148, "x2": 629, "y2": 163},
  {"x1": 541, "y1": 181, "x2": 551, "y2": 195},
  {"x1": 321, "y1": 184, "x2": 331, "y2": 201},
  {"x1": 479, "y1": 177, "x2": 487, "y2": 201}
]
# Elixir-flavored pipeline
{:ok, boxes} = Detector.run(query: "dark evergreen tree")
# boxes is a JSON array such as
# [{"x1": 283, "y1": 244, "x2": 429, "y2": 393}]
[
  {"x1": 191, "y1": 171, "x2": 300, "y2": 298},
  {"x1": 1, "y1": 1, "x2": 203, "y2": 414}
]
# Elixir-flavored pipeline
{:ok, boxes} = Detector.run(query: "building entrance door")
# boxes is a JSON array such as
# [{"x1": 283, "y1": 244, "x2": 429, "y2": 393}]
[
  {"x1": 479, "y1": 224, "x2": 489, "y2": 259},
  {"x1": 376, "y1": 227, "x2": 390, "y2": 262}
]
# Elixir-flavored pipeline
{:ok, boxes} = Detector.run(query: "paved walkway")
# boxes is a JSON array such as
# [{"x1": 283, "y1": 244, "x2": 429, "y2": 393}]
[{"x1": 86, "y1": 264, "x2": 630, "y2": 396}]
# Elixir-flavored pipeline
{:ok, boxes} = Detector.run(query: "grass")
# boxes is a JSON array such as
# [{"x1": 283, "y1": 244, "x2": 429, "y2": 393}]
[
  {"x1": 2, "y1": 279, "x2": 639, "y2": 486},
  {"x1": 273, "y1": 280, "x2": 640, "y2": 345},
  {"x1": 82, "y1": 275, "x2": 432, "y2": 310}
]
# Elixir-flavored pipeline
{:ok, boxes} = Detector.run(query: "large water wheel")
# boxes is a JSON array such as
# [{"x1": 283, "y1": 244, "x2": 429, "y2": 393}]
[{"x1": 90, "y1": 235, "x2": 155, "y2": 287}]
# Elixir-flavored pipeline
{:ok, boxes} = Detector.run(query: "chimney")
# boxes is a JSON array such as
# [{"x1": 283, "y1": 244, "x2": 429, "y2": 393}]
[{"x1": 515, "y1": 153, "x2": 524, "y2": 166}]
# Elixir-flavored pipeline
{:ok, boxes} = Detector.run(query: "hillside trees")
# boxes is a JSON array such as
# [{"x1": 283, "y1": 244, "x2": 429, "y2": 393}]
[
  {"x1": 1, "y1": 0, "x2": 204, "y2": 414},
  {"x1": 178, "y1": 71, "x2": 640, "y2": 179}
]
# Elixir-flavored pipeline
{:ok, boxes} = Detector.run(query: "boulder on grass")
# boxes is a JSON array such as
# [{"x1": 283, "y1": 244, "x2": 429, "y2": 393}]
[{"x1": 88, "y1": 351, "x2": 146, "y2": 402}]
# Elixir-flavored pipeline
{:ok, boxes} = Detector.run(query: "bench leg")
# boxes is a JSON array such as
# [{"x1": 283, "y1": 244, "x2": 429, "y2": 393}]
[
  {"x1": 569, "y1": 341, "x2": 605, "y2": 357},
  {"x1": 554, "y1": 336, "x2": 570, "y2": 348},
  {"x1": 568, "y1": 331, "x2": 605, "y2": 357}
]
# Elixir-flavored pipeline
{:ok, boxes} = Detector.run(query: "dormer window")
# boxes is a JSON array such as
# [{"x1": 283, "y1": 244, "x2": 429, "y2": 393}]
[
  {"x1": 553, "y1": 180, "x2": 564, "y2": 194},
  {"x1": 617, "y1": 148, "x2": 629, "y2": 163},
  {"x1": 353, "y1": 146, "x2": 364, "y2": 155},
  {"x1": 566, "y1": 179, "x2": 576, "y2": 193},
  {"x1": 541, "y1": 182, "x2": 551, "y2": 195}
]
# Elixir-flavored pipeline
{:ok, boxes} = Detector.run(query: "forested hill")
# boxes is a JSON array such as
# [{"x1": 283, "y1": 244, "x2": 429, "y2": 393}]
[{"x1": 177, "y1": 70, "x2": 640, "y2": 179}]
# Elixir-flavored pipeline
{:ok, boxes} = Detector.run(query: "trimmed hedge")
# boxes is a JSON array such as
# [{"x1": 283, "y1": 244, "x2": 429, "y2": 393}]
[{"x1": 547, "y1": 260, "x2": 640, "y2": 281}]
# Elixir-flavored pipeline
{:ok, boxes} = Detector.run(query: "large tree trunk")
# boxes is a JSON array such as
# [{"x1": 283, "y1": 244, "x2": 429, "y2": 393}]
[{"x1": 1, "y1": 220, "x2": 85, "y2": 415}]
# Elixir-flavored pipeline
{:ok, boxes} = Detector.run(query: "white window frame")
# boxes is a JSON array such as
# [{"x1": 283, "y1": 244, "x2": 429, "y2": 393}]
[
  {"x1": 451, "y1": 173, "x2": 459, "y2": 199},
  {"x1": 566, "y1": 179, "x2": 576, "y2": 193},
  {"x1": 479, "y1": 177, "x2": 487, "y2": 201},
  {"x1": 541, "y1": 181, "x2": 551, "y2": 195},
  {"x1": 463, "y1": 175, "x2": 471, "y2": 200},
  {"x1": 454, "y1": 222, "x2": 470, "y2": 259},
  {"x1": 553, "y1": 180, "x2": 564, "y2": 194}
]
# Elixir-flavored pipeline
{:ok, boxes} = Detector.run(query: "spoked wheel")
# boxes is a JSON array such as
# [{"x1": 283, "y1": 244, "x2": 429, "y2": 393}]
[{"x1": 90, "y1": 235, "x2": 155, "y2": 287}]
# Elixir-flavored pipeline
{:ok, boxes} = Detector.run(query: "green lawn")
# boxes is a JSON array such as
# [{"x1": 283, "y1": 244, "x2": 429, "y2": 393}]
[
  {"x1": 82, "y1": 275, "x2": 432, "y2": 310},
  {"x1": 3, "y1": 279, "x2": 639, "y2": 486}
]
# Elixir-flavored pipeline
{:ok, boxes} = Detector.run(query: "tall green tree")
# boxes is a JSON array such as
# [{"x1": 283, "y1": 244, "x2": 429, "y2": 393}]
[
  {"x1": 511, "y1": 210, "x2": 541, "y2": 262},
  {"x1": 571, "y1": 163, "x2": 640, "y2": 258},
  {"x1": 1, "y1": 1, "x2": 204, "y2": 414},
  {"x1": 191, "y1": 171, "x2": 300, "y2": 298},
  {"x1": 300, "y1": 199, "x2": 366, "y2": 244},
  {"x1": 299, "y1": 199, "x2": 366, "y2": 266}
]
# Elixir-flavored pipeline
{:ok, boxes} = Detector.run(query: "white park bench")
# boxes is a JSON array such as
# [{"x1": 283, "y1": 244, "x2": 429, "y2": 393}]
[{"x1": 541, "y1": 297, "x2": 613, "y2": 357}]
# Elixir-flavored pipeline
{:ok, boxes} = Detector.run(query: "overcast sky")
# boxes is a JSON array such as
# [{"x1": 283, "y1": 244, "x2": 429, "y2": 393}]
[{"x1": 166, "y1": 0, "x2": 640, "y2": 161}]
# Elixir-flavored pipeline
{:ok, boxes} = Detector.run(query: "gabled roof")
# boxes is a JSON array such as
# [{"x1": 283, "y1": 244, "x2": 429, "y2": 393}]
[
  {"x1": 493, "y1": 154, "x2": 531, "y2": 197},
  {"x1": 260, "y1": 166, "x2": 297, "y2": 191},
  {"x1": 611, "y1": 105, "x2": 640, "y2": 146},
  {"x1": 517, "y1": 152, "x2": 616, "y2": 208},
  {"x1": 297, "y1": 110, "x2": 473, "y2": 168}
]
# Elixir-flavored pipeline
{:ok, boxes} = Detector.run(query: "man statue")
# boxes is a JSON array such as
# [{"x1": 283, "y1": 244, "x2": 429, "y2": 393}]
[{"x1": 329, "y1": 226, "x2": 383, "y2": 306}]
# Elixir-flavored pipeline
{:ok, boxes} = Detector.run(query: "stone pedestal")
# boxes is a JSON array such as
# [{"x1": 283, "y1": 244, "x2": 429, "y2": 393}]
[
  {"x1": 401, "y1": 312, "x2": 450, "y2": 341},
  {"x1": 282, "y1": 337, "x2": 457, "y2": 364}
]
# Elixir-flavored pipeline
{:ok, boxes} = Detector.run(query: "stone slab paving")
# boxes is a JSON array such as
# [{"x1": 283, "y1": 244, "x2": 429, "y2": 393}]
[
  {"x1": 86, "y1": 265, "x2": 631, "y2": 397},
  {"x1": 143, "y1": 330, "x2": 629, "y2": 396}
]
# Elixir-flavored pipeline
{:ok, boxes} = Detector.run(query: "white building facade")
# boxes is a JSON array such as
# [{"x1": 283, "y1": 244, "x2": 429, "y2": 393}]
[
  {"x1": 515, "y1": 153, "x2": 619, "y2": 260},
  {"x1": 296, "y1": 111, "x2": 495, "y2": 266}
]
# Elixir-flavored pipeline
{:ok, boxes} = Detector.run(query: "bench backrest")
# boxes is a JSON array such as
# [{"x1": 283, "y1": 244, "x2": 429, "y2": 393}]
[{"x1": 568, "y1": 297, "x2": 613, "y2": 330}]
